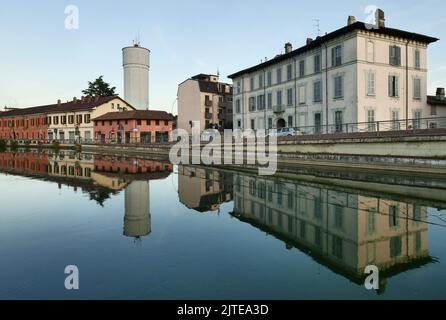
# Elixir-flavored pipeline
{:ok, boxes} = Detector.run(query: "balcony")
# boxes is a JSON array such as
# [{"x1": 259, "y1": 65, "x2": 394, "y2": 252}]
[
  {"x1": 205, "y1": 113, "x2": 213, "y2": 120},
  {"x1": 273, "y1": 105, "x2": 285, "y2": 113}
]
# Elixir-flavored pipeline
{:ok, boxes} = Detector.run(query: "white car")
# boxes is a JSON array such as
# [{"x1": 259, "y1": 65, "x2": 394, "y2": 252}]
[{"x1": 269, "y1": 127, "x2": 302, "y2": 138}]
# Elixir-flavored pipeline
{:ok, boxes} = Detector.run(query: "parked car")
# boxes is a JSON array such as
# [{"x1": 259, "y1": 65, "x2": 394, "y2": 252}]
[{"x1": 268, "y1": 127, "x2": 302, "y2": 138}]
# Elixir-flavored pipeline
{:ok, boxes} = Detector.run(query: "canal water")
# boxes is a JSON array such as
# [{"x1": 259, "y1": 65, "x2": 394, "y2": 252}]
[{"x1": 0, "y1": 149, "x2": 445, "y2": 300}]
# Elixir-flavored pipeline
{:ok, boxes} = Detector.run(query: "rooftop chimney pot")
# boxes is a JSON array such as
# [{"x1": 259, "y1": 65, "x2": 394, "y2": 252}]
[
  {"x1": 376, "y1": 9, "x2": 385, "y2": 28},
  {"x1": 347, "y1": 16, "x2": 357, "y2": 26},
  {"x1": 306, "y1": 38, "x2": 313, "y2": 45},
  {"x1": 285, "y1": 42, "x2": 293, "y2": 54},
  {"x1": 436, "y1": 88, "x2": 445, "y2": 101}
]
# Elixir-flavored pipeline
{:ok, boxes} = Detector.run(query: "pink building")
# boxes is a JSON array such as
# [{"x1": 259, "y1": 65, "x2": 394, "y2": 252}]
[{"x1": 93, "y1": 110, "x2": 174, "y2": 144}]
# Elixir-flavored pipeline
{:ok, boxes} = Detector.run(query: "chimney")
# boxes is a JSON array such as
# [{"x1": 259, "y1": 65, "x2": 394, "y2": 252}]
[
  {"x1": 347, "y1": 16, "x2": 357, "y2": 26},
  {"x1": 73, "y1": 97, "x2": 77, "y2": 103},
  {"x1": 57, "y1": 99, "x2": 61, "y2": 106},
  {"x1": 81, "y1": 96, "x2": 85, "y2": 103},
  {"x1": 284, "y1": 42, "x2": 293, "y2": 54},
  {"x1": 306, "y1": 38, "x2": 313, "y2": 45},
  {"x1": 436, "y1": 88, "x2": 445, "y2": 101},
  {"x1": 376, "y1": 9, "x2": 385, "y2": 28}
]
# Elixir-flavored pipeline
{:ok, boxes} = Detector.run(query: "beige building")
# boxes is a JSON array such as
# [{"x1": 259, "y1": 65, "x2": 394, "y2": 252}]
[
  {"x1": 229, "y1": 10, "x2": 439, "y2": 133},
  {"x1": 232, "y1": 173, "x2": 432, "y2": 287},
  {"x1": 427, "y1": 88, "x2": 446, "y2": 127},
  {"x1": 178, "y1": 166, "x2": 233, "y2": 212},
  {"x1": 47, "y1": 96, "x2": 134, "y2": 143},
  {"x1": 178, "y1": 74, "x2": 233, "y2": 134}
]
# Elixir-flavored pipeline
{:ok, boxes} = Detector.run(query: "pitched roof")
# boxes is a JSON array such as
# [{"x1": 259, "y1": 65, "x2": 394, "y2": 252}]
[
  {"x1": 427, "y1": 96, "x2": 446, "y2": 106},
  {"x1": 0, "y1": 96, "x2": 132, "y2": 118},
  {"x1": 228, "y1": 21, "x2": 439, "y2": 79},
  {"x1": 93, "y1": 110, "x2": 174, "y2": 121}
]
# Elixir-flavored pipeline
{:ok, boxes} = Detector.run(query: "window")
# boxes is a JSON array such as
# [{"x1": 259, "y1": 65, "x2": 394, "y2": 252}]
[
  {"x1": 389, "y1": 45, "x2": 401, "y2": 66},
  {"x1": 391, "y1": 110, "x2": 400, "y2": 130},
  {"x1": 367, "y1": 209, "x2": 376, "y2": 235},
  {"x1": 251, "y1": 119, "x2": 255, "y2": 130},
  {"x1": 276, "y1": 68, "x2": 282, "y2": 84},
  {"x1": 335, "y1": 111, "x2": 343, "y2": 132},
  {"x1": 76, "y1": 115, "x2": 83, "y2": 124},
  {"x1": 235, "y1": 99, "x2": 241, "y2": 114},
  {"x1": 53, "y1": 116, "x2": 59, "y2": 125},
  {"x1": 332, "y1": 45, "x2": 342, "y2": 67},
  {"x1": 367, "y1": 72, "x2": 376, "y2": 96},
  {"x1": 314, "y1": 113, "x2": 322, "y2": 133},
  {"x1": 249, "y1": 97, "x2": 256, "y2": 112},
  {"x1": 61, "y1": 116, "x2": 67, "y2": 125},
  {"x1": 389, "y1": 205, "x2": 400, "y2": 228},
  {"x1": 367, "y1": 109, "x2": 376, "y2": 132},
  {"x1": 367, "y1": 41, "x2": 375, "y2": 62},
  {"x1": 288, "y1": 116, "x2": 293, "y2": 128},
  {"x1": 313, "y1": 80, "x2": 322, "y2": 102},
  {"x1": 267, "y1": 93, "x2": 272, "y2": 109},
  {"x1": 257, "y1": 95, "x2": 265, "y2": 110},
  {"x1": 237, "y1": 120, "x2": 241, "y2": 128},
  {"x1": 287, "y1": 64, "x2": 293, "y2": 81},
  {"x1": 314, "y1": 54, "x2": 321, "y2": 73},
  {"x1": 68, "y1": 115, "x2": 74, "y2": 124},
  {"x1": 268, "y1": 118, "x2": 273, "y2": 129},
  {"x1": 413, "y1": 78, "x2": 421, "y2": 100},
  {"x1": 267, "y1": 71, "x2": 272, "y2": 86},
  {"x1": 287, "y1": 88, "x2": 293, "y2": 106},
  {"x1": 414, "y1": 49, "x2": 421, "y2": 69},
  {"x1": 299, "y1": 60, "x2": 305, "y2": 78},
  {"x1": 390, "y1": 237, "x2": 402, "y2": 258},
  {"x1": 432, "y1": 105, "x2": 437, "y2": 116},
  {"x1": 298, "y1": 86, "x2": 306, "y2": 104},
  {"x1": 276, "y1": 90, "x2": 282, "y2": 106},
  {"x1": 85, "y1": 114, "x2": 91, "y2": 124},
  {"x1": 388, "y1": 75, "x2": 399, "y2": 97},
  {"x1": 236, "y1": 81, "x2": 241, "y2": 94},
  {"x1": 258, "y1": 74, "x2": 263, "y2": 89},
  {"x1": 137, "y1": 119, "x2": 142, "y2": 126},
  {"x1": 334, "y1": 75, "x2": 343, "y2": 99},
  {"x1": 413, "y1": 111, "x2": 422, "y2": 129}
]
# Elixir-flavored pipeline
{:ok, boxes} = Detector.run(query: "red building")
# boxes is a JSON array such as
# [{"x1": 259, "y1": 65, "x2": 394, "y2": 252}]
[
  {"x1": 93, "y1": 110, "x2": 174, "y2": 144},
  {"x1": 0, "y1": 109, "x2": 49, "y2": 141}
]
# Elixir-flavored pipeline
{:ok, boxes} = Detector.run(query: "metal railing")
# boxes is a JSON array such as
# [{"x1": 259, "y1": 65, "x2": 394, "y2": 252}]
[{"x1": 267, "y1": 116, "x2": 446, "y2": 137}]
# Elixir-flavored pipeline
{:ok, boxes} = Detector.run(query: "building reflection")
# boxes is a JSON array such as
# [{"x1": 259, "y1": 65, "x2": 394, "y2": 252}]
[
  {"x1": 232, "y1": 172, "x2": 434, "y2": 292},
  {"x1": 178, "y1": 165, "x2": 233, "y2": 213},
  {"x1": 0, "y1": 150, "x2": 173, "y2": 240}
]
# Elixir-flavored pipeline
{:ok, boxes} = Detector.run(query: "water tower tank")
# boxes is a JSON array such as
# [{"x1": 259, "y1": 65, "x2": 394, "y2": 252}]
[
  {"x1": 124, "y1": 180, "x2": 151, "y2": 238},
  {"x1": 123, "y1": 44, "x2": 150, "y2": 110}
]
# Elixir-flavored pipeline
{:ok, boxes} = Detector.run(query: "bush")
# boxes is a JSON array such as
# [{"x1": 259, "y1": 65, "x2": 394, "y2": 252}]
[{"x1": 10, "y1": 140, "x2": 19, "y2": 151}]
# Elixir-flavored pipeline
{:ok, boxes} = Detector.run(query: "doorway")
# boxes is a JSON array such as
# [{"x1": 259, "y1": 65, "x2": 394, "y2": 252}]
[{"x1": 277, "y1": 118, "x2": 286, "y2": 129}]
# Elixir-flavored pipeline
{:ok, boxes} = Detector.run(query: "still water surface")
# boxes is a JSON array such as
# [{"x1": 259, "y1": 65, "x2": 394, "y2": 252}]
[{"x1": 0, "y1": 150, "x2": 445, "y2": 300}]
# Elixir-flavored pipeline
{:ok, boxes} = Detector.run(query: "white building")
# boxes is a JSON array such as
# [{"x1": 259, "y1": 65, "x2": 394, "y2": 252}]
[
  {"x1": 229, "y1": 10, "x2": 439, "y2": 133},
  {"x1": 47, "y1": 96, "x2": 133, "y2": 143}
]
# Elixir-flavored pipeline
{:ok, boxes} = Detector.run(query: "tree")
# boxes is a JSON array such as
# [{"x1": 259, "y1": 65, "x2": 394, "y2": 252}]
[{"x1": 82, "y1": 76, "x2": 116, "y2": 97}]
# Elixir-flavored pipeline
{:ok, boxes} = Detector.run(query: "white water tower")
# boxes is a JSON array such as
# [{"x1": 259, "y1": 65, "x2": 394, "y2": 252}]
[
  {"x1": 123, "y1": 42, "x2": 150, "y2": 110},
  {"x1": 124, "y1": 180, "x2": 151, "y2": 238}
]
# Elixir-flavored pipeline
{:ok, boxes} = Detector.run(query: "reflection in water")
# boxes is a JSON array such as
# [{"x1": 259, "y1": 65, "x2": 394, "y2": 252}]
[
  {"x1": 230, "y1": 172, "x2": 434, "y2": 293},
  {"x1": 0, "y1": 150, "x2": 445, "y2": 297},
  {"x1": 0, "y1": 150, "x2": 173, "y2": 241}
]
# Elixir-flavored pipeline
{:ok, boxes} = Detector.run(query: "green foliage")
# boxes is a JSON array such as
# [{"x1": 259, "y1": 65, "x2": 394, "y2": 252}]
[
  {"x1": 0, "y1": 139, "x2": 6, "y2": 149},
  {"x1": 10, "y1": 140, "x2": 18, "y2": 151},
  {"x1": 82, "y1": 76, "x2": 117, "y2": 97}
]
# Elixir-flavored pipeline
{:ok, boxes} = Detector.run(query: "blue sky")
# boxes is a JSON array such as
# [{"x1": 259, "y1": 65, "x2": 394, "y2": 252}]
[{"x1": 1, "y1": 0, "x2": 446, "y2": 113}]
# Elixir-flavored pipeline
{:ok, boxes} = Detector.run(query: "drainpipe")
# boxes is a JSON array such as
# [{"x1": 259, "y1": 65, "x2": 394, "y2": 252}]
[
  {"x1": 324, "y1": 43, "x2": 329, "y2": 133},
  {"x1": 264, "y1": 69, "x2": 267, "y2": 130},
  {"x1": 294, "y1": 57, "x2": 298, "y2": 129},
  {"x1": 405, "y1": 40, "x2": 410, "y2": 129}
]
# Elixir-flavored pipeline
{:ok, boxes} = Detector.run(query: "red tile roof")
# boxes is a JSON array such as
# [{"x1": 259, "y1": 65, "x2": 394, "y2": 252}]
[
  {"x1": 0, "y1": 96, "x2": 133, "y2": 118},
  {"x1": 93, "y1": 110, "x2": 174, "y2": 121}
]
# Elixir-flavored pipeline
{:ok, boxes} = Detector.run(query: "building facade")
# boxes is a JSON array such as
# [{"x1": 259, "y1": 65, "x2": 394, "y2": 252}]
[
  {"x1": 93, "y1": 110, "x2": 174, "y2": 143},
  {"x1": 427, "y1": 88, "x2": 446, "y2": 127},
  {"x1": 229, "y1": 11, "x2": 438, "y2": 133},
  {"x1": 0, "y1": 96, "x2": 133, "y2": 143},
  {"x1": 178, "y1": 74, "x2": 233, "y2": 134}
]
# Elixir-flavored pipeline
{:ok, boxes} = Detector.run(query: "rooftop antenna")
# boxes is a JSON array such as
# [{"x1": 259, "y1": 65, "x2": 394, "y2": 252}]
[
  {"x1": 313, "y1": 19, "x2": 321, "y2": 37},
  {"x1": 133, "y1": 30, "x2": 141, "y2": 47}
]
